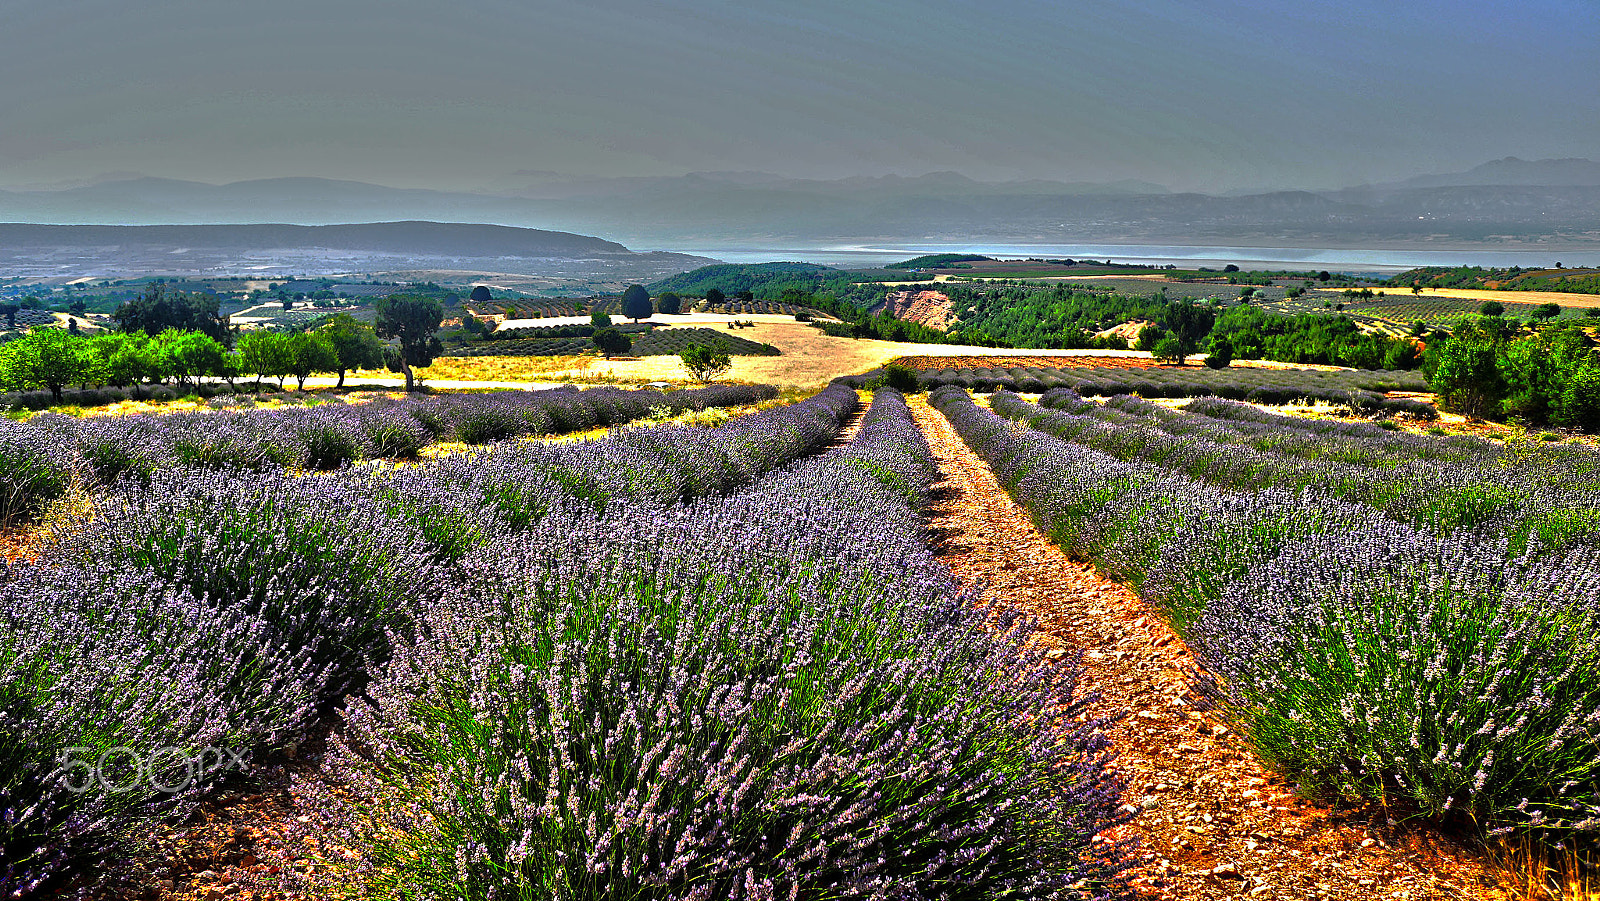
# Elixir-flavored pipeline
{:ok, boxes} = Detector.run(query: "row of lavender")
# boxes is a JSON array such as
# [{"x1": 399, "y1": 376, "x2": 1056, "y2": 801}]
[
  {"x1": 2, "y1": 386, "x2": 1131, "y2": 898},
  {"x1": 1015, "y1": 388, "x2": 1600, "y2": 549},
  {"x1": 1084, "y1": 388, "x2": 1600, "y2": 480},
  {"x1": 931, "y1": 385, "x2": 1600, "y2": 842},
  {"x1": 0, "y1": 384, "x2": 774, "y2": 526},
  {"x1": 286, "y1": 388, "x2": 1130, "y2": 898}
]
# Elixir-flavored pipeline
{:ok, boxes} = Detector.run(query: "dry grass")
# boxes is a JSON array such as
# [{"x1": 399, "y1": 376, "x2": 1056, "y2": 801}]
[
  {"x1": 420, "y1": 323, "x2": 1107, "y2": 390},
  {"x1": 1488, "y1": 837, "x2": 1598, "y2": 900},
  {"x1": 1398, "y1": 287, "x2": 1600, "y2": 309},
  {"x1": 412, "y1": 355, "x2": 597, "y2": 383}
]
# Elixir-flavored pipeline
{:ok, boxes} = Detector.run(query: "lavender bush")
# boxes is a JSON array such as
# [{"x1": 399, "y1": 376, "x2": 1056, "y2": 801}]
[
  {"x1": 401, "y1": 383, "x2": 859, "y2": 531},
  {"x1": 0, "y1": 561, "x2": 318, "y2": 896},
  {"x1": 291, "y1": 389, "x2": 1133, "y2": 900},
  {"x1": 51, "y1": 467, "x2": 449, "y2": 705},
  {"x1": 2, "y1": 384, "x2": 841, "y2": 895},
  {"x1": 0, "y1": 421, "x2": 76, "y2": 526},
  {"x1": 1191, "y1": 528, "x2": 1600, "y2": 833}
]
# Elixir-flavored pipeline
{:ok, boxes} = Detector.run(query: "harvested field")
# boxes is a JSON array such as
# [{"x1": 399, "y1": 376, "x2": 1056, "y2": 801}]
[
  {"x1": 894, "y1": 354, "x2": 1166, "y2": 371},
  {"x1": 429, "y1": 322, "x2": 1118, "y2": 388},
  {"x1": 889, "y1": 354, "x2": 1345, "y2": 371}
]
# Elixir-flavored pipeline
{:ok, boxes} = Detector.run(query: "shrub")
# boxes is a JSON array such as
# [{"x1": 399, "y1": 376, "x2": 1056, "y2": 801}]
[
  {"x1": 1204, "y1": 339, "x2": 1234, "y2": 369},
  {"x1": 1193, "y1": 529, "x2": 1600, "y2": 833},
  {"x1": 868, "y1": 362, "x2": 921, "y2": 394},
  {"x1": 359, "y1": 408, "x2": 432, "y2": 459},
  {"x1": 0, "y1": 561, "x2": 318, "y2": 895},
  {"x1": 679, "y1": 343, "x2": 732, "y2": 382},
  {"x1": 298, "y1": 412, "x2": 368, "y2": 470},
  {"x1": 0, "y1": 423, "x2": 75, "y2": 526}
]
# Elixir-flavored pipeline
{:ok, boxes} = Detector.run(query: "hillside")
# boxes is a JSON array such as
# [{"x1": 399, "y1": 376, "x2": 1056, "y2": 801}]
[
  {"x1": 0, "y1": 221, "x2": 632, "y2": 257},
  {"x1": 0, "y1": 221, "x2": 716, "y2": 283},
  {"x1": 1385, "y1": 264, "x2": 1600, "y2": 295},
  {"x1": 872, "y1": 289, "x2": 957, "y2": 331},
  {"x1": 646, "y1": 262, "x2": 841, "y2": 296}
]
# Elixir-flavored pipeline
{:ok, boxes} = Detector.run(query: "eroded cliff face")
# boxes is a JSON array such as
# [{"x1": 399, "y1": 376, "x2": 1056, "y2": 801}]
[{"x1": 875, "y1": 290, "x2": 956, "y2": 331}]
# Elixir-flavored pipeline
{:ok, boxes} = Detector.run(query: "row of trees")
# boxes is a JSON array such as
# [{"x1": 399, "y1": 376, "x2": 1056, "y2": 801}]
[
  {"x1": 0, "y1": 293, "x2": 449, "y2": 399},
  {"x1": 0, "y1": 315, "x2": 381, "y2": 399}
]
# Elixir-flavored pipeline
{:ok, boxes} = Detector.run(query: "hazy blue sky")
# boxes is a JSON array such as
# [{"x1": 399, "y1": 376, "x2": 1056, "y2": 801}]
[{"x1": 2, "y1": 0, "x2": 1594, "y2": 192}]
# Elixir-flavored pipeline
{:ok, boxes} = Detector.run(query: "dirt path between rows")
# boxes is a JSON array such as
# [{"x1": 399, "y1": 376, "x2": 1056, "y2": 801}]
[{"x1": 907, "y1": 397, "x2": 1504, "y2": 901}]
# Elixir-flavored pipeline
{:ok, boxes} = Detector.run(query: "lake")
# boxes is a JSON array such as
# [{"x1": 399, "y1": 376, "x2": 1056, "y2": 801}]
[{"x1": 663, "y1": 242, "x2": 1600, "y2": 276}]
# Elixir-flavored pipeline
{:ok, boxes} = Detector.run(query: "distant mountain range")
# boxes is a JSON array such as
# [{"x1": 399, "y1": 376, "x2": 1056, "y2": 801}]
[
  {"x1": 2, "y1": 159, "x2": 1598, "y2": 249},
  {"x1": 1387, "y1": 157, "x2": 1600, "y2": 189},
  {"x1": 0, "y1": 221, "x2": 715, "y2": 281}
]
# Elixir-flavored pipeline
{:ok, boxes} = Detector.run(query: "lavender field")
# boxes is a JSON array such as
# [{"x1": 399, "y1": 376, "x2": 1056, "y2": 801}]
[{"x1": 3, "y1": 379, "x2": 1597, "y2": 899}]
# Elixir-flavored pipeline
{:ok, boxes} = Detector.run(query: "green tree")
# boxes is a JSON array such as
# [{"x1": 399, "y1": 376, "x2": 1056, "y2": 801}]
[
  {"x1": 592, "y1": 327, "x2": 632, "y2": 359},
  {"x1": 469, "y1": 285, "x2": 493, "y2": 304},
  {"x1": 1383, "y1": 340, "x2": 1422, "y2": 370},
  {"x1": 679, "y1": 343, "x2": 732, "y2": 381},
  {"x1": 1531, "y1": 302, "x2": 1561, "y2": 321},
  {"x1": 1152, "y1": 335, "x2": 1187, "y2": 365},
  {"x1": 154, "y1": 329, "x2": 227, "y2": 386},
  {"x1": 1479, "y1": 300, "x2": 1505, "y2": 317},
  {"x1": 285, "y1": 331, "x2": 339, "y2": 390},
  {"x1": 113, "y1": 283, "x2": 230, "y2": 344},
  {"x1": 0, "y1": 328, "x2": 100, "y2": 400},
  {"x1": 656, "y1": 291, "x2": 682, "y2": 314},
  {"x1": 217, "y1": 349, "x2": 245, "y2": 388},
  {"x1": 591, "y1": 310, "x2": 613, "y2": 329},
  {"x1": 95, "y1": 332, "x2": 156, "y2": 386},
  {"x1": 621, "y1": 285, "x2": 653, "y2": 322},
  {"x1": 1162, "y1": 300, "x2": 1215, "y2": 363},
  {"x1": 704, "y1": 288, "x2": 726, "y2": 307},
  {"x1": 1556, "y1": 362, "x2": 1600, "y2": 431},
  {"x1": 0, "y1": 302, "x2": 17, "y2": 330},
  {"x1": 1425, "y1": 316, "x2": 1516, "y2": 418},
  {"x1": 374, "y1": 294, "x2": 444, "y2": 392},
  {"x1": 238, "y1": 330, "x2": 293, "y2": 388},
  {"x1": 1204, "y1": 336, "x2": 1234, "y2": 369},
  {"x1": 1498, "y1": 325, "x2": 1595, "y2": 425},
  {"x1": 316, "y1": 313, "x2": 387, "y2": 388}
]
